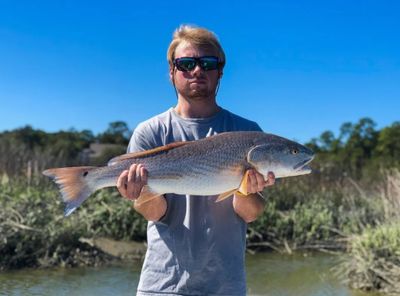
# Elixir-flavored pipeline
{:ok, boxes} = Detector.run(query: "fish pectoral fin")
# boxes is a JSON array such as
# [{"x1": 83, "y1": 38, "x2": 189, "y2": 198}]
[
  {"x1": 215, "y1": 189, "x2": 238, "y2": 202},
  {"x1": 238, "y1": 170, "x2": 250, "y2": 196},
  {"x1": 215, "y1": 170, "x2": 254, "y2": 203},
  {"x1": 134, "y1": 186, "x2": 163, "y2": 206}
]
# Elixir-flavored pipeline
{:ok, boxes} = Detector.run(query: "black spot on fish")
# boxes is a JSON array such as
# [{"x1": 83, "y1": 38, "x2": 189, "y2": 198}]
[{"x1": 83, "y1": 171, "x2": 89, "y2": 177}]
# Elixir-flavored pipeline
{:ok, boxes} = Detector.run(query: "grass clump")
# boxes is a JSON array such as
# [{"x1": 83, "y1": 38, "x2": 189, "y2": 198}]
[
  {"x1": 336, "y1": 170, "x2": 400, "y2": 295},
  {"x1": 340, "y1": 222, "x2": 400, "y2": 294}
]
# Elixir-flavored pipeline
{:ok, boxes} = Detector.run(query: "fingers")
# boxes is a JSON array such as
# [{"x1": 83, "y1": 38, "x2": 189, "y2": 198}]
[
  {"x1": 246, "y1": 170, "x2": 275, "y2": 194},
  {"x1": 118, "y1": 163, "x2": 148, "y2": 201},
  {"x1": 247, "y1": 169, "x2": 266, "y2": 194},
  {"x1": 265, "y1": 171, "x2": 276, "y2": 187},
  {"x1": 117, "y1": 170, "x2": 129, "y2": 198}
]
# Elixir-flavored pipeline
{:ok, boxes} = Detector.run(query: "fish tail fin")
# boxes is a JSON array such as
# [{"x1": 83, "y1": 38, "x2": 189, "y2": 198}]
[{"x1": 43, "y1": 166, "x2": 98, "y2": 216}]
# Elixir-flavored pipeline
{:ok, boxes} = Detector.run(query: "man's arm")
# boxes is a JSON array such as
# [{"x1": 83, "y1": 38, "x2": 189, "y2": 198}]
[
  {"x1": 233, "y1": 170, "x2": 275, "y2": 223},
  {"x1": 117, "y1": 163, "x2": 167, "y2": 221}
]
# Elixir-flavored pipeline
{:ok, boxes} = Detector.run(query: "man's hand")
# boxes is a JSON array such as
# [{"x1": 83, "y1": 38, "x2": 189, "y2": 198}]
[
  {"x1": 117, "y1": 163, "x2": 148, "y2": 200},
  {"x1": 245, "y1": 169, "x2": 275, "y2": 194},
  {"x1": 117, "y1": 163, "x2": 167, "y2": 222},
  {"x1": 233, "y1": 169, "x2": 275, "y2": 223}
]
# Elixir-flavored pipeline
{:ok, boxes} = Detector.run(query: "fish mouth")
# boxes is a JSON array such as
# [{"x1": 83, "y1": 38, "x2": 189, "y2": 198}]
[{"x1": 293, "y1": 157, "x2": 314, "y2": 171}]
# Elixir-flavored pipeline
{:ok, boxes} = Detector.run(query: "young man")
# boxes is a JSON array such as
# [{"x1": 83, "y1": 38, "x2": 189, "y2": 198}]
[{"x1": 117, "y1": 25, "x2": 275, "y2": 296}]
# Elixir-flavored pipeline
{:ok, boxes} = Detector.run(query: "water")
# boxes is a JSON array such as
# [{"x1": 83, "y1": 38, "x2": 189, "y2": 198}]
[
  {"x1": 245, "y1": 253, "x2": 374, "y2": 296},
  {"x1": 0, "y1": 253, "x2": 375, "y2": 296}
]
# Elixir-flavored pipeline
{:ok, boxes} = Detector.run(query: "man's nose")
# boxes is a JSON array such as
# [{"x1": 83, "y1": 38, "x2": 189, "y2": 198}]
[{"x1": 192, "y1": 64, "x2": 204, "y2": 75}]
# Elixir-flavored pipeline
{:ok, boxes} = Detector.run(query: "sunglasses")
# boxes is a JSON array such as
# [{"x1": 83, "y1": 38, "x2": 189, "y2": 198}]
[{"x1": 173, "y1": 56, "x2": 220, "y2": 72}]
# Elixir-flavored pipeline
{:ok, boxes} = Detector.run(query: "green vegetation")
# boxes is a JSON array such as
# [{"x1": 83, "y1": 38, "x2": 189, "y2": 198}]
[
  {"x1": 334, "y1": 170, "x2": 400, "y2": 295},
  {"x1": 0, "y1": 179, "x2": 146, "y2": 270},
  {"x1": 342, "y1": 222, "x2": 400, "y2": 294},
  {"x1": 0, "y1": 118, "x2": 399, "y2": 294}
]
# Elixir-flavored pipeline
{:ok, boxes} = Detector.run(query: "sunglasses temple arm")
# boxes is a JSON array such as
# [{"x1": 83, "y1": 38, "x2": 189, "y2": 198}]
[{"x1": 215, "y1": 76, "x2": 221, "y2": 98}]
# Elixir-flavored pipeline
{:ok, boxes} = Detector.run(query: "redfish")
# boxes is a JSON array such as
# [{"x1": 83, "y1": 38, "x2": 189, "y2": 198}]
[{"x1": 43, "y1": 131, "x2": 314, "y2": 216}]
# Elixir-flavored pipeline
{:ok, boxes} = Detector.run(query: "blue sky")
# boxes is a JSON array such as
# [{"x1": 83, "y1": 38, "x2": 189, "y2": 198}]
[{"x1": 0, "y1": 1, "x2": 399, "y2": 143}]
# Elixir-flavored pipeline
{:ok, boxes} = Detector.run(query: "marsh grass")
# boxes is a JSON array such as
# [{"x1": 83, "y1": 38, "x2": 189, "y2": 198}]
[
  {"x1": 0, "y1": 177, "x2": 146, "y2": 270},
  {"x1": 335, "y1": 170, "x2": 400, "y2": 294},
  {"x1": 248, "y1": 172, "x2": 385, "y2": 253}
]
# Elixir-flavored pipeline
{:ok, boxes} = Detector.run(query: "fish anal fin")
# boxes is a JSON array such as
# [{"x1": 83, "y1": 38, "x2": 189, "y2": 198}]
[
  {"x1": 135, "y1": 186, "x2": 163, "y2": 206},
  {"x1": 108, "y1": 141, "x2": 189, "y2": 166},
  {"x1": 215, "y1": 189, "x2": 238, "y2": 202}
]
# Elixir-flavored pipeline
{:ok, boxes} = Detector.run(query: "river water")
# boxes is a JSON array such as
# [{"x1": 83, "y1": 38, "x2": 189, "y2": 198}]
[{"x1": 0, "y1": 252, "x2": 376, "y2": 296}]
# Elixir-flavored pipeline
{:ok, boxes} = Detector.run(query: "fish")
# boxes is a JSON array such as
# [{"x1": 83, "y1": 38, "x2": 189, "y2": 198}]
[{"x1": 43, "y1": 131, "x2": 314, "y2": 216}]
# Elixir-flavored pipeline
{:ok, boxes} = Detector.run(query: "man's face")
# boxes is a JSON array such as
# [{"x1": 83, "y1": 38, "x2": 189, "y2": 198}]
[{"x1": 170, "y1": 41, "x2": 221, "y2": 100}]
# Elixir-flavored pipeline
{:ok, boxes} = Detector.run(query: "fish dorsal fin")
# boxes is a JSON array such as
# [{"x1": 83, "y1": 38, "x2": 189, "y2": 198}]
[{"x1": 108, "y1": 141, "x2": 189, "y2": 166}]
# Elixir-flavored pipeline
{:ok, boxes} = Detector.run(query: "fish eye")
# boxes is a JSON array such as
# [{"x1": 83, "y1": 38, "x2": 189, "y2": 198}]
[{"x1": 291, "y1": 149, "x2": 298, "y2": 155}]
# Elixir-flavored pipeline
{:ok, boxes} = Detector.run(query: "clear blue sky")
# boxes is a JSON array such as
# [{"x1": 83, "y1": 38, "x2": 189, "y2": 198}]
[{"x1": 0, "y1": 1, "x2": 399, "y2": 143}]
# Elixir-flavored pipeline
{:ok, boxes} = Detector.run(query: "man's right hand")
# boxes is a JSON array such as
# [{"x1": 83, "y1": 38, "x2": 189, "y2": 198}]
[
  {"x1": 117, "y1": 163, "x2": 167, "y2": 221},
  {"x1": 117, "y1": 163, "x2": 148, "y2": 200}
]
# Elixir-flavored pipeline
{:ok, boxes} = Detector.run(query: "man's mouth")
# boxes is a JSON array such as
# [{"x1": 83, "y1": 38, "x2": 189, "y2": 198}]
[{"x1": 190, "y1": 79, "x2": 207, "y2": 84}]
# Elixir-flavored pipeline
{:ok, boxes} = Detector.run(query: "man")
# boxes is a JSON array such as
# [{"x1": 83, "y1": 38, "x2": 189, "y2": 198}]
[{"x1": 117, "y1": 25, "x2": 275, "y2": 296}]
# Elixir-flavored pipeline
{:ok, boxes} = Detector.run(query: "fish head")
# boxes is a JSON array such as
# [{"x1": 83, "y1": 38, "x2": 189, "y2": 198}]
[{"x1": 247, "y1": 135, "x2": 315, "y2": 178}]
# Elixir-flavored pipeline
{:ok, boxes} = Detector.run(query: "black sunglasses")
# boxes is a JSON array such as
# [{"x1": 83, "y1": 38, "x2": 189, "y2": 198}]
[{"x1": 173, "y1": 56, "x2": 220, "y2": 72}]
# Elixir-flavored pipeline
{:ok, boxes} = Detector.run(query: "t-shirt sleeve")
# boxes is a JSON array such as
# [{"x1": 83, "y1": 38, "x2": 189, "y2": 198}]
[
  {"x1": 224, "y1": 109, "x2": 263, "y2": 133},
  {"x1": 252, "y1": 122, "x2": 263, "y2": 132}
]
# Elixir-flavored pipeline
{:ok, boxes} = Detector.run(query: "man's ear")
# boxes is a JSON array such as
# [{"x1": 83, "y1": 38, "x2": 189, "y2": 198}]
[
  {"x1": 218, "y1": 69, "x2": 223, "y2": 79},
  {"x1": 169, "y1": 66, "x2": 174, "y2": 83}
]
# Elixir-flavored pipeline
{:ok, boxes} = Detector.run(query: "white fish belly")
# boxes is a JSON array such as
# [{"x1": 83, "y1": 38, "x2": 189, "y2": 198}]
[{"x1": 147, "y1": 169, "x2": 243, "y2": 196}]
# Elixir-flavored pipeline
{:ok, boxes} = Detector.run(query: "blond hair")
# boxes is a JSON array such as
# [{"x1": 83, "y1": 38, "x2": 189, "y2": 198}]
[{"x1": 167, "y1": 25, "x2": 226, "y2": 69}]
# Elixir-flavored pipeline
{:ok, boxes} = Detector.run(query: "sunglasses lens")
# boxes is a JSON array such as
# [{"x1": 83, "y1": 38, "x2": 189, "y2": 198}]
[
  {"x1": 174, "y1": 56, "x2": 219, "y2": 72},
  {"x1": 176, "y1": 58, "x2": 196, "y2": 72},
  {"x1": 199, "y1": 57, "x2": 219, "y2": 71}
]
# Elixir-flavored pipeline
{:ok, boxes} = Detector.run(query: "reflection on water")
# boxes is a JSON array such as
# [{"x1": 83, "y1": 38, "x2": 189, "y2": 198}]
[
  {"x1": 246, "y1": 252, "x2": 373, "y2": 296},
  {"x1": 0, "y1": 264, "x2": 141, "y2": 296},
  {"x1": 0, "y1": 253, "x2": 375, "y2": 296}
]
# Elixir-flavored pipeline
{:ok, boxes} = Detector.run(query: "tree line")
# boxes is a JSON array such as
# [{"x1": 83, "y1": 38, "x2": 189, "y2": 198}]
[
  {"x1": 0, "y1": 121, "x2": 131, "y2": 178},
  {"x1": 307, "y1": 118, "x2": 400, "y2": 182},
  {"x1": 0, "y1": 118, "x2": 399, "y2": 181}
]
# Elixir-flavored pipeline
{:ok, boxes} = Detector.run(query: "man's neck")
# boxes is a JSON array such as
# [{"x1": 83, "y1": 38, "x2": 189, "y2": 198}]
[{"x1": 174, "y1": 96, "x2": 220, "y2": 118}]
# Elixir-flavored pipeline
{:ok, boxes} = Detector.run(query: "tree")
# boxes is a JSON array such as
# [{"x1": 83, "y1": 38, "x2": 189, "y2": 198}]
[
  {"x1": 97, "y1": 121, "x2": 130, "y2": 145},
  {"x1": 342, "y1": 118, "x2": 378, "y2": 177},
  {"x1": 374, "y1": 121, "x2": 400, "y2": 166}
]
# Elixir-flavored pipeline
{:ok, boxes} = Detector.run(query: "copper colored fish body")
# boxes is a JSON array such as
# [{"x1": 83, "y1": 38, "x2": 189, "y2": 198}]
[{"x1": 43, "y1": 131, "x2": 314, "y2": 216}]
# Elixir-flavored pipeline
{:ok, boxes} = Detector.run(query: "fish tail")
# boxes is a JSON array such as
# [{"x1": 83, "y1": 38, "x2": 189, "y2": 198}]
[{"x1": 43, "y1": 166, "x2": 98, "y2": 216}]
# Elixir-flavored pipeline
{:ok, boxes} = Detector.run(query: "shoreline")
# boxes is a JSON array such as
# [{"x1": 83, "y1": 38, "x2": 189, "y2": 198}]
[{"x1": 1, "y1": 236, "x2": 345, "y2": 271}]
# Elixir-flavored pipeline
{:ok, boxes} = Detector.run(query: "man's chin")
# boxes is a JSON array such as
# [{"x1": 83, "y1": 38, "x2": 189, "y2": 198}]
[
  {"x1": 187, "y1": 94, "x2": 213, "y2": 100},
  {"x1": 186, "y1": 89, "x2": 214, "y2": 99}
]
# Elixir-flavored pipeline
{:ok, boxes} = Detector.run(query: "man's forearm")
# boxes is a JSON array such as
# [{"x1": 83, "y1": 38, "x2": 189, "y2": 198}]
[
  {"x1": 233, "y1": 193, "x2": 265, "y2": 223},
  {"x1": 133, "y1": 195, "x2": 167, "y2": 222}
]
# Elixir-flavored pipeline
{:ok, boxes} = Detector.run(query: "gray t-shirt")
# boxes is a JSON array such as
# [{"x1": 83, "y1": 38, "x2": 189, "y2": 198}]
[{"x1": 129, "y1": 107, "x2": 262, "y2": 296}]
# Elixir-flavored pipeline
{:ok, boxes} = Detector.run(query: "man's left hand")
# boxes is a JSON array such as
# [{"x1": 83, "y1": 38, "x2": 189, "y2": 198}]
[{"x1": 246, "y1": 169, "x2": 275, "y2": 194}]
